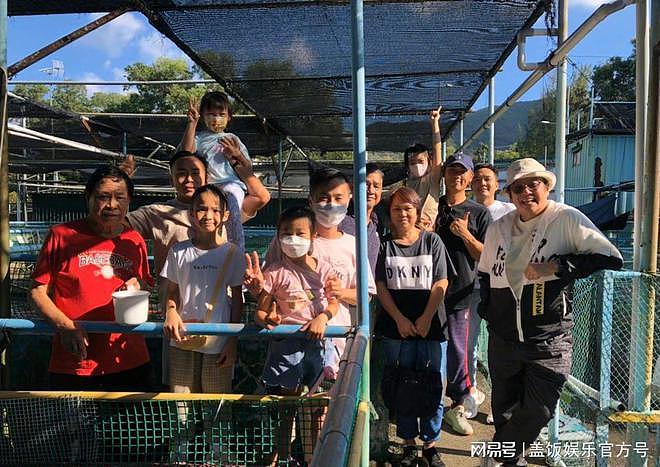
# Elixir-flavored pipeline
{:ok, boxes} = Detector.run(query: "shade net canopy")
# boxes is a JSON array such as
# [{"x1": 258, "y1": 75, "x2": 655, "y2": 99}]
[{"x1": 8, "y1": 0, "x2": 549, "y2": 165}]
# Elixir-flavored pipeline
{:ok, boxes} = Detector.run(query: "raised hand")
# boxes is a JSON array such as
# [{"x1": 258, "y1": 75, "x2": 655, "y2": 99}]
[
  {"x1": 429, "y1": 105, "x2": 443, "y2": 123},
  {"x1": 187, "y1": 96, "x2": 200, "y2": 123},
  {"x1": 244, "y1": 251, "x2": 264, "y2": 297}
]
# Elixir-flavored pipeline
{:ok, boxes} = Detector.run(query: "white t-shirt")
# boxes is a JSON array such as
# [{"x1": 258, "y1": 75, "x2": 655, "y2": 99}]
[
  {"x1": 312, "y1": 233, "x2": 377, "y2": 326},
  {"x1": 161, "y1": 241, "x2": 246, "y2": 354},
  {"x1": 506, "y1": 214, "x2": 543, "y2": 299},
  {"x1": 488, "y1": 200, "x2": 516, "y2": 221}
]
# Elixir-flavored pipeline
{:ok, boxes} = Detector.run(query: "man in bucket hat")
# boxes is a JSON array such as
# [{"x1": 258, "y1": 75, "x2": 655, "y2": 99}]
[
  {"x1": 435, "y1": 152, "x2": 492, "y2": 436},
  {"x1": 477, "y1": 158, "x2": 623, "y2": 466}
]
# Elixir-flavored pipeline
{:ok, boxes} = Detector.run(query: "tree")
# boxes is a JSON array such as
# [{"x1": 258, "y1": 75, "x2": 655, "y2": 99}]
[
  {"x1": 89, "y1": 92, "x2": 130, "y2": 112},
  {"x1": 51, "y1": 84, "x2": 90, "y2": 112},
  {"x1": 592, "y1": 44, "x2": 635, "y2": 102},
  {"x1": 516, "y1": 65, "x2": 591, "y2": 160},
  {"x1": 12, "y1": 83, "x2": 48, "y2": 103}
]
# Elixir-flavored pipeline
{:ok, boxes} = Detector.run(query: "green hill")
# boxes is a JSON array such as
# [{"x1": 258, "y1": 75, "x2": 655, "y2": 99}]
[{"x1": 456, "y1": 99, "x2": 540, "y2": 148}]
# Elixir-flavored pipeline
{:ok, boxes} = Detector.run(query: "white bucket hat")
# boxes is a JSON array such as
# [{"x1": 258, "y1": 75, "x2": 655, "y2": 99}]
[{"x1": 505, "y1": 158, "x2": 556, "y2": 191}]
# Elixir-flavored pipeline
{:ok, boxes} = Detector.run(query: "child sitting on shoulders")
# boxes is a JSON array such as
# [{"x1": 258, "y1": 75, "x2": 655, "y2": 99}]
[
  {"x1": 181, "y1": 91, "x2": 249, "y2": 250},
  {"x1": 162, "y1": 184, "x2": 246, "y2": 394}
]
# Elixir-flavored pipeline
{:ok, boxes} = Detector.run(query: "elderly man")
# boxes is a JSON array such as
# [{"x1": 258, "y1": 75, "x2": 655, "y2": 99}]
[
  {"x1": 434, "y1": 152, "x2": 492, "y2": 436},
  {"x1": 478, "y1": 158, "x2": 623, "y2": 466}
]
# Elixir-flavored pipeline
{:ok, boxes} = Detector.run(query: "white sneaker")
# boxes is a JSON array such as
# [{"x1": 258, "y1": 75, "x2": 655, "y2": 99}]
[
  {"x1": 480, "y1": 457, "x2": 503, "y2": 467},
  {"x1": 462, "y1": 388, "x2": 486, "y2": 419},
  {"x1": 444, "y1": 405, "x2": 474, "y2": 435},
  {"x1": 486, "y1": 412, "x2": 494, "y2": 424}
]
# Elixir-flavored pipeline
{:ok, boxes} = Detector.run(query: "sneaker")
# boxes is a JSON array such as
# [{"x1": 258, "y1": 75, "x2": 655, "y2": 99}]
[
  {"x1": 422, "y1": 446, "x2": 445, "y2": 467},
  {"x1": 463, "y1": 388, "x2": 486, "y2": 419},
  {"x1": 480, "y1": 457, "x2": 503, "y2": 467},
  {"x1": 486, "y1": 412, "x2": 494, "y2": 424},
  {"x1": 400, "y1": 445, "x2": 417, "y2": 467},
  {"x1": 444, "y1": 405, "x2": 474, "y2": 435}
]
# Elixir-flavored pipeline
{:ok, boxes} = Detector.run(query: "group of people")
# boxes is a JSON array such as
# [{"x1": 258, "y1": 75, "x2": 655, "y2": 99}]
[{"x1": 29, "y1": 92, "x2": 624, "y2": 466}]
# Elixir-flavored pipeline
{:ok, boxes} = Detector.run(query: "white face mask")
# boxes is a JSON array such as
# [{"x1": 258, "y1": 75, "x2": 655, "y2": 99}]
[
  {"x1": 409, "y1": 162, "x2": 428, "y2": 179},
  {"x1": 312, "y1": 202, "x2": 348, "y2": 228},
  {"x1": 280, "y1": 235, "x2": 311, "y2": 259}
]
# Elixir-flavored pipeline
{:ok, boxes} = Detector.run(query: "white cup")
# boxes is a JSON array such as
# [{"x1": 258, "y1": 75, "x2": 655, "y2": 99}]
[{"x1": 112, "y1": 290, "x2": 150, "y2": 325}]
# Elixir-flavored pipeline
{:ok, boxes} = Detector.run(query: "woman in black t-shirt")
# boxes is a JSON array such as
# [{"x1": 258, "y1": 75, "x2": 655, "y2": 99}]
[{"x1": 375, "y1": 187, "x2": 451, "y2": 467}]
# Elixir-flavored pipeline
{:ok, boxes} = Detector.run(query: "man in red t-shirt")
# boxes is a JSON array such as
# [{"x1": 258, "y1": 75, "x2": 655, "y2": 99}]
[{"x1": 31, "y1": 166, "x2": 153, "y2": 390}]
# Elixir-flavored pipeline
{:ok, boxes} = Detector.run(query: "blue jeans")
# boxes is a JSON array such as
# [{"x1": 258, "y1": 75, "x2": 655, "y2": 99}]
[{"x1": 381, "y1": 338, "x2": 447, "y2": 442}]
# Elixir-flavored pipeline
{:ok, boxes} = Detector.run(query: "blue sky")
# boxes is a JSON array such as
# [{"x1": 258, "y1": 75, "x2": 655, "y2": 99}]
[{"x1": 7, "y1": 3, "x2": 635, "y2": 107}]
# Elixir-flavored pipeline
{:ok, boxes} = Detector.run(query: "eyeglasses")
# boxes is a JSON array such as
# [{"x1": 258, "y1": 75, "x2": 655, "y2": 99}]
[{"x1": 509, "y1": 178, "x2": 544, "y2": 194}]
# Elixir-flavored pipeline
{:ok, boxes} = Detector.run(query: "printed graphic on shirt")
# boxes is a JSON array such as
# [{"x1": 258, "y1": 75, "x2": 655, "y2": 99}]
[
  {"x1": 384, "y1": 255, "x2": 433, "y2": 290},
  {"x1": 491, "y1": 245, "x2": 506, "y2": 277},
  {"x1": 78, "y1": 250, "x2": 134, "y2": 278}
]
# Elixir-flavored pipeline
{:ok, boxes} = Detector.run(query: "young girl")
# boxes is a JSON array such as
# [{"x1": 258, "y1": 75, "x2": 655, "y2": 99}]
[
  {"x1": 181, "y1": 91, "x2": 250, "y2": 251},
  {"x1": 162, "y1": 184, "x2": 246, "y2": 394},
  {"x1": 375, "y1": 187, "x2": 451, "y2": 467},
  {"x1": 255, "y1": 206, "x2": 339, "y2": 464}
]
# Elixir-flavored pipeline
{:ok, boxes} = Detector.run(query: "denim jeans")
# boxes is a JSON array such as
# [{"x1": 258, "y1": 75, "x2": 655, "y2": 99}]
[{"x1": 381, "y1": 338, "x2": 447, "y2": 442}]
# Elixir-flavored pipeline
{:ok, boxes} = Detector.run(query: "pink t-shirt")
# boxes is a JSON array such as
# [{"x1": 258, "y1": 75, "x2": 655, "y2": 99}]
[{"x1": 263, "y1": 256, "x2": 335, "y2": 325}]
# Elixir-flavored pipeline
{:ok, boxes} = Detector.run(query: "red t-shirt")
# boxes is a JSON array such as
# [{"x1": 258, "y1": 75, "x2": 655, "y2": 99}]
[{"x1": 32, "y1": 220, "x2": 153, "y2": 376}]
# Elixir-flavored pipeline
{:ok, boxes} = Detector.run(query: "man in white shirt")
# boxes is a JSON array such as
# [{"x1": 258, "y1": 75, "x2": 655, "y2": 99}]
[{"x1": 465, "y1": 163, "x2": 516, "y2": 421}]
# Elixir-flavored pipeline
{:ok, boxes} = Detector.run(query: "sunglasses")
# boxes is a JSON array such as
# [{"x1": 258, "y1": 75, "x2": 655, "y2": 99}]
[{"x1": 509, "y1": 178, "x2": 544, "y2": 194}]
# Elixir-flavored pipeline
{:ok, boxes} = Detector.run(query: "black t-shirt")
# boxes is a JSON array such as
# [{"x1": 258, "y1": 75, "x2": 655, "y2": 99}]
[
  {"x1": 374, "y1": 230, "x2": 453, "y2": 341},
  {"x1": 435, "y1": 196, "x2": 491, "y2": 311}
]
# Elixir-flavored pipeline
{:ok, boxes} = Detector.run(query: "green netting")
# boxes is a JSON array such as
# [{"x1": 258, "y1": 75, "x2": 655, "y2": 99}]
[{"x1": 0, "y1": 395, "x2": 329, "y2": 465}]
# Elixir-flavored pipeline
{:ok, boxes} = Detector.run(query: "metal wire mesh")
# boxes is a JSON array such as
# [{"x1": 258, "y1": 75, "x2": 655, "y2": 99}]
[
  {"x1": 560, "y1": 270, "x2": 660, "y2": 465},
  {"x1": 0, "y1": 394, "x2": 329, "y2": 465}
]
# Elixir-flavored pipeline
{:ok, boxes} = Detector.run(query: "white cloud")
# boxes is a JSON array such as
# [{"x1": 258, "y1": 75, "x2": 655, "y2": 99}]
[
  {"x1": 138, "y1": 31, "x2": 189, "y2": 63},
  {"x1": 80, "y1": 12, "x2": 145, "y2": 59},
  {"x1": 103, "y1": 59, "x2": 112, "y2": 69},
  {"x1": 569, "y1": 0, "x2": 610, "y2": 7},
  {"x1": 112, "y1": 67, "x2": 126, "y2": 81},
  {"x1": 80, "y1": 72, "x2": 106, "y2": 97}
]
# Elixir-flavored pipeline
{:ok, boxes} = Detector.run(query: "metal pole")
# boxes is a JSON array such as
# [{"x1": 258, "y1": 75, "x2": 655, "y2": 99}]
[
  {"x1": 350, "y1": 0, "x2": 369, "y2": 463},
  {"x1": 442, "y1": 141, "x2": 447, "y2": 161},
  {"x1": 7, "y1": 9, "x2": 129, "y2": 77},
  {"x1": 11, "y1": 79, "x2": 217, "y2": 86},
  {"x1": 459, "y1": 115, "x2": 464, "y2": 146},
  {"x1": 554, "y1": 0, "x2": 568, "y2": 204},
  {"x1": 0, "y1": 0, "x2": 9, "y2": 390},
  {"x1": 455, "y1": 0, "x2": 634, "y2": 153},
  {"x1": 633, "y1": 0, "x2": 650, "y2": 271},
  {"x1": 277, "y1": 140, "x2": 283, "y2": 215},
  {"x1": 488, "y1": 77, "x2": 495, "y2": 165}
]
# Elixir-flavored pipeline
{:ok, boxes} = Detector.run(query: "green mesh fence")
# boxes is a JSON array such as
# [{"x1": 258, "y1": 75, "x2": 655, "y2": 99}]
[
  {"x1": 556, "y1": 271, "x2": 660, "y2": 465},
  {"x1": 0, "y1": 394, "x2": 329, "y2": 466}
]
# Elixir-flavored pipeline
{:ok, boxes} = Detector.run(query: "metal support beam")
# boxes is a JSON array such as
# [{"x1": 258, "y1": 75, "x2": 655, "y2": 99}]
[
  {"x1": 0, "y1": 0, "x2": 9, "y2": 391},
  {"x1": 459, "y1": 115, "x2": 464, "y2": 146},
  {"x1": 554, "y1": 0, "x2": 568, "y2": 204},
  {"x1": 456, "y1": 0, "x2": 634, "y2": 154},
  {"x1": 7, "y1": 9, "x2": 129, "y2": 77},
  {"x1": 488, "y1": 77, "x2": 495, "y2": 165},
  {"x1": 633, "y1": 0, "x2": 650, "y2": 270},
  {"x1": 350, "y1": 0, "x2": 370, "y2": 463}
]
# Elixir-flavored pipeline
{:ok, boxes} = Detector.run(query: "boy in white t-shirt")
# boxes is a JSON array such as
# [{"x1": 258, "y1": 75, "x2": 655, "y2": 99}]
[{"x1": 162, "y1": 185, "x2": 246, "y2": 394}]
